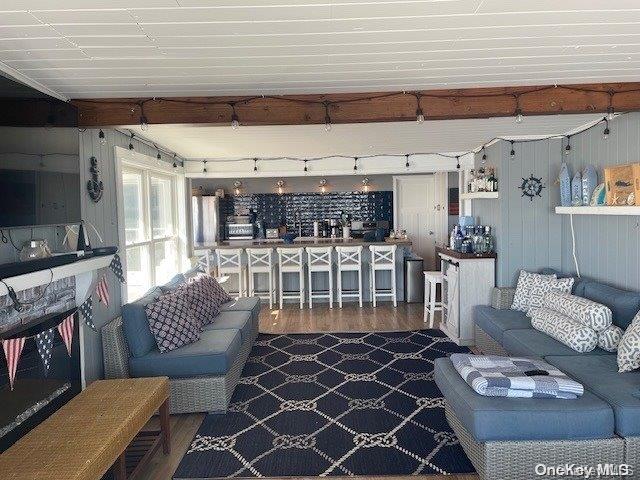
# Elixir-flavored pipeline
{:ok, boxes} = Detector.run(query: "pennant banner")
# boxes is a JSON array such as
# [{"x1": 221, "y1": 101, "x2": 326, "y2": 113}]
[
  {"x1": 57, "y1": 314, "x2": 74, "y2": 356},
  {"x1": 2, "y1": 337, "x2": 26, "y2": 391},
  {"x1": 109, "y1": 253, "x2": 125, "y2": 283},
  {"x1": 35, "y1": 328, "x2": 55, "y2": 376},
  {"x1": 96, "y1": 274, "x2": 110, "y2": 307},
  {"x1": 79, "y1": 297, "x2": 97, "y2": 332}
]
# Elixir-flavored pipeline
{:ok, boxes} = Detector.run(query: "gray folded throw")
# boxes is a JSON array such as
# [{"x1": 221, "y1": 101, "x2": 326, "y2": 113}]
[{"x1": 450, "y1": 354, "x2": 584, "y2": 399}]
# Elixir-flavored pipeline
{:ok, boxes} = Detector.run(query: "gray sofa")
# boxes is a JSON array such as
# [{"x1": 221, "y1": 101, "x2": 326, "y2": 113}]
[
  {"x1": 102, "y1": 272, "x2": 260, "y2": 414},
  {"x1": 435, "y1": 272, "x2": 640, "y2": 479}
]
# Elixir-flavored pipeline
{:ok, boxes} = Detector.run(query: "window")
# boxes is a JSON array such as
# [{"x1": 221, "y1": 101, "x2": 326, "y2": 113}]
[{"x1": 117, "y1": 150, "x2": 186, "y2": 302}]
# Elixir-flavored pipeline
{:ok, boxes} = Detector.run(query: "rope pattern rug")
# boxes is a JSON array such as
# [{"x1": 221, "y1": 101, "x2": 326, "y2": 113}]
[{"x1": 174, "y1": 330, "x2": 474, "y2": 479}]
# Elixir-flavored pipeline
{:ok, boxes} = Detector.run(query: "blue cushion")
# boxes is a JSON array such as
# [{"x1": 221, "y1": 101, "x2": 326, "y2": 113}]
[
  {"x1": 473, "y1": 306, "x2": 531, "y2": 343},
  {"x1": 121, "y1": 287, "x2": 163, "y2": 358},
  {"x1": 546, "y1": 355, "x2": 640, "y2": 437},
  {"x1": 129, "y1": 328, "x2": 242, "y2": 379},
  {"x1": 159, "y1": 273, "x2": 186, "y2": 292},
  {"x1": 220, "y1": 297, "x2": 261, "y2": 321},
  {"x1": 502, "y1": 329, "x2": 613, "y2": 358},
  {"x1": 540, "y1": 268, "x2": 585, "y2": 295},
  {"x1": 434, "y1": 357, "x2": 615, "y2": 441},
  {"x1": 581, "y1": 281, "x2": 640, "y2": 330},
  {"x1": 203, "y1": 310, "x2": 253, "y2": 341}
]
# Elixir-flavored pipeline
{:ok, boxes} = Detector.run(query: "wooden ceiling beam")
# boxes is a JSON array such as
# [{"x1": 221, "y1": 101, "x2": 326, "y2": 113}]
[{"x1": 71, "y1": 82, "x2": 640, "y2": 128}]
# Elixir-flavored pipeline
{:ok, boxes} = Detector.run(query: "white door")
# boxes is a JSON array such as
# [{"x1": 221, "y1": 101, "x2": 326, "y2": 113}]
[{"x1": 393, "y1": 175, "x2": 447, "y2": 270}]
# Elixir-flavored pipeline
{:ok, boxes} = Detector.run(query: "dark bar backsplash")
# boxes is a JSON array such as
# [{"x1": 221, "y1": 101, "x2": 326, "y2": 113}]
[{"x1": 221, "y1": 191, "x2": 393, "y2": 236}]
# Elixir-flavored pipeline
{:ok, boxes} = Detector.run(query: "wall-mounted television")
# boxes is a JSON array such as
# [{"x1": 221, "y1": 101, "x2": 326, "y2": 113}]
[{"x1": 0, "y1": 73, "x2": 80, "y2": 229}]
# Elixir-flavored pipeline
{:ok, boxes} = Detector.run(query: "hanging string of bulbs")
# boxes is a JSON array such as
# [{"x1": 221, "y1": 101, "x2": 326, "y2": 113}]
[
  {"x1": 96, "y1": 127, "x2": 186, "y2": 168},
  {"x1": 191, "y1": 112, "x2": 624, "y2": 174}
]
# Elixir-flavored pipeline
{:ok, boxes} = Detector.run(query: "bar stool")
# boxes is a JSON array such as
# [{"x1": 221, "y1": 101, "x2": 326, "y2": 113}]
[
  {"x1": 423, "y1": 271, "x2": 444, "y2": 328},
  {"x1": 369, "y1": 244, "x2": 397, "y2": 307},
  {"x1": 276, "y1": 247, "x2": 305, "y2": 309},
  {"x1": 306, "y1": 246, "x2": 333, "y2": 308},
  {"x1": 215, "y1": 248, "x2": 246, "y2": 298},
  {"x1": 335, "y1": 246, "x2": 364, "y2": 308},
  {"x1": 246, "y1": 247, "x2": 277, "y2": 309}
]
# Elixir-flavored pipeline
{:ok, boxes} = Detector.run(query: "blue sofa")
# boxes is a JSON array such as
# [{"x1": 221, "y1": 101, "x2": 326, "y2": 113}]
[
  {"x1": 435, "y1": 273, "x2": 640, "y2": 479},
  {"x1": 102, "y1": 270, "x2": 260, "y2": 414}
]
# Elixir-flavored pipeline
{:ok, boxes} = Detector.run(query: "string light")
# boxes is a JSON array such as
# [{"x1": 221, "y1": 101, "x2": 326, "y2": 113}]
[
  {"x1": 203, "y1": 160, "x2": 207, "y2": 173},
  {"x1": 456, "y1": 156, "x2": 460, "y2": 169},
  {"x1": 323, "y1": 101, "x2": 332, "y2": 132},
  {"x1": 515, "y1": 108, "x2": 524, "y2": 124},
  {"x1": 510, "y1": 140, "x2": 516, "y2": 158},
  {"x1": 172, "y1": 154, "x2": 177, "y2": 168},
  {"x1": 98, "y1": 129, "x2": 107, "y2": 146},
  {"x1": 253, "y1": 158, "x2": 258, "y2": 172},
  {"x1": 230, "y1": 103, "x2": 240, "y2": 130},
  {"x1": 414, "y1": 93, "x2": 425, "y2": 123},
  {"x1": 276, "y1": 180, "x2": 285, "y2": 195},
  {"x1": 319, "y1": 179, "x2": 327, "y2": 193},
  {"x1": 607, "y1": 106, "x2": 615, "y2": 121},
  {"x1": 156, "y1": 146, "x2": 161, "y2": 160},
  {"x1": 304, "y1": 159, "x2": 308, "y2": 173},
  {"x1": 140, "y1": 115, "x2": 148, "y2": 131},
  {"x1": 603, "y1": 119, "x2": 610, "y2": 139},
  {"x1": 353, "y1": 157, "x2": 358, "y2": 172},
  {"x1": 362, "y1": 177, "x2": 370, "y2": 192},
  {"x1": 128, "y1": 133, "x2": 134, "y2": 150},
  {"x1": 481, "y1": 147, "x2": 487, "y2": 165},
  {"x1": 565, "y1": 136, "x2": 572, "y2": 155},
  {"x1": 405, "y1": 154, "x2": 410, "y2": 169}
]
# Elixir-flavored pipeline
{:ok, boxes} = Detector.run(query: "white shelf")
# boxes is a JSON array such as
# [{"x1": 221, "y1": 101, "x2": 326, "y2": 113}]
[
  {"x1": 555, "y1": 206, "x2": 640, "y2": 216},
  {"x1": 460, "y1": 191, "x2": 499, "y2": 200},
  {"x1": 0, "y1": 254, "x2": 114, "y2": 296}
]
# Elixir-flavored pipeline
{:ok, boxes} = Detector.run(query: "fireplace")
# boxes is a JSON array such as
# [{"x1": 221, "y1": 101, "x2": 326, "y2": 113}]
[{"x1": 0, "y1": 281, "x2": 82, "y2": 452}]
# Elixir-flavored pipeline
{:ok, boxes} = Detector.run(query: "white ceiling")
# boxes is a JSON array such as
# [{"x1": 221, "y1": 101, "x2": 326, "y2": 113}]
[
  {"x1": 126, "y1": 113, "x2": 604, "y2": 159},
  {"x1": 2, "y1": 1, "x2": 640, "y2": 99}
]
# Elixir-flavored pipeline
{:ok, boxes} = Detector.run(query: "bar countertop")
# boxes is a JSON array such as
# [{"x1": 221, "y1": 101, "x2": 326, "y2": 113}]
[
  {"x1": 195, "y1": 237, "x2": 412, "y2": 250},
  {"x1": 436, "y1": 245, "x2": 497, "y2": 260}
]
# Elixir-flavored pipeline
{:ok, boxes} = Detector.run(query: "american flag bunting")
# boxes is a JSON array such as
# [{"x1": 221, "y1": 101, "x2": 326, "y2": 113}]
[
  {"x1": 2, "y1": 337, "x2": 26, "y2": 391},
  {"x1": 35, "y1": 328, "x2": 55, "y2": 375},
  {"x1": 79, "y1": 297, "x2": 96, "y2": 332},
  {"x1": 109, "y1": 253, "x2": 125, "y2": 283},
  {"x1": 96, "y1": 274, "x2": 110, "y2": 307},
  {"x1": 57, "y1": 314, "x2": 74, "y2": 356}
]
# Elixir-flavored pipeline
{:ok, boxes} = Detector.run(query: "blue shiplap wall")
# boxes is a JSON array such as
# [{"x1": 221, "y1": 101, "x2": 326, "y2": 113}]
[{"x1": 559, "y1": 113, "x2": 640, "y2": 291}]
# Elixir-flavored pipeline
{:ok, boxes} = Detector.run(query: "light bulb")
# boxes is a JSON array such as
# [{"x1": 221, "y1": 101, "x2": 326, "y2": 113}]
[
  {"x1": 157, "y1": 152, "x2": 161, "y2": 160},
  {"x1": 510, "y1": 142, "x2": 516, "y2": 158},
  {"x1": 98, "y1": 129, "x2": 107, "y2": 145},
  {"x1": 231, "y1": 117, "x2": 239, "y2": 130},
  {"x1": 416, "y1": 108, "x2": 425, "y2": 124},
  {"x1": 603, "y1": 127, "x2": 610, "y2": 140},
  {"x1": 321, "y1": 186, "x2": 326, "y2": 193},
  {"x1": 607, "y1": 106, "x2": 615, "y2": 121},
  {"x1": 515, "y1": 110, "x2": 524, "y2": 124},
  {"x1": 565, "y1": 144, "x2": 571, "y2": 155},
  {"x1": 140, "y1": 116, "x2": 148, "y2": 131},
  {"x1": 324, "y1": 120, "x2": 332, "y2": 132}
]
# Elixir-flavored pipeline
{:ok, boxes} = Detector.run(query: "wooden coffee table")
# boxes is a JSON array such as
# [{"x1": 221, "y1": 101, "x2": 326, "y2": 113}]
[{"x1": 0, "y1": 377, "x2": 170, "y2": 480}]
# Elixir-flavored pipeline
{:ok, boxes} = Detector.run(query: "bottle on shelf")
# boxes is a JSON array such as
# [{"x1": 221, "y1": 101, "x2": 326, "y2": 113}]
[
  {"x1": 482, "y1": 226, "x2": 495, "y2": 253},
  {"x1": 487, "y1": 168, "x2": 498, "y2": 192},
  {"x1": 468, "y1": 169, "x2": 476, "y2": 193}
]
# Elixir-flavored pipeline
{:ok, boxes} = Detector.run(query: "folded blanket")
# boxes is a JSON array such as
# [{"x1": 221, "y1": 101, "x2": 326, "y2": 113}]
[{"x1": 450, "y1": 354, "x2": 584, "y2": 399}]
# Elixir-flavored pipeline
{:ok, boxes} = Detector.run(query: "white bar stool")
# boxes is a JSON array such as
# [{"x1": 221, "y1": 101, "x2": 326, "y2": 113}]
[
  {"x1": 423, "y1": 271, "x2": 444, "y2": 328},
  {"x1": 336, "y1": 246, "x2": 364, "y2": 308},
  {"x1": 215, "y1": 248, "x2": 246, "y2": 298},
  {"x1": 276, "y1": 247, "x2": 305, "y2": 309},
  {"x1": 193, "y1": 248, "x2": 213, "y2": 274},
  {"x1": 306, "y1": 246, "x2": 334, "y2": 309},
  {"x1": 246, "y1": 247, "x2": 277, "y2": 309},
  {"x1": 369, "y1": 244, "x2": 397, "y2": 307}
]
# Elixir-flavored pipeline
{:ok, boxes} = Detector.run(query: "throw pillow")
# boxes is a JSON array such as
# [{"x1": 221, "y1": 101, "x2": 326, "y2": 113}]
[
  {"x1": 528, "y1": 276, "x2": 574, "y2": 311},
  {"x1": 180, "y1": 275, "x2": 223, "y2": 326},
  {"x1": 189, "y1": 273, "x2": 232, "y2": 308},
  {"x1": 617, "y1": 311, "x2": 640, "y2": 372},
  {"x1": 530, "y1": 307, "x2": 598, "y2": 353},
  {"x1": 598, "y1": 325, "x2": 624, "y2": 352},
  {"x1": 511, "y1": 270, "x2": 556, "y2": 312},
  {"x1": 543, "y1": 290, "x2": 612, "y2": 332},
  {"x1": 145, "y1": 291, "x2": 200, "y2": 353}
]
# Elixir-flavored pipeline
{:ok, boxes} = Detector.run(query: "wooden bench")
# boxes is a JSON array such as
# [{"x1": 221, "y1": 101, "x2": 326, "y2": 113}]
[{"x1": 0, "y1": 377, "x2": 170, "y2": 480}]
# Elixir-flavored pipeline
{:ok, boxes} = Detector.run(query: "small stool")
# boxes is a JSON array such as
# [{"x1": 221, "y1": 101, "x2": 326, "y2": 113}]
[
  {"x1": 215, "y1": 248, "x2": 246, "y2": 298},
  {"x1": 369, "y1": 245, "x2": 397, "y2": 307},
  {"x1": 423, "y1": 271, "x2": 444, "y2": 328},
  {"x1": 246, "y1": 247, "x2": 277, "y2": 309},
  {"x1": 335, "y1": 246, "x2": 364, "y2": 307},
  {"x1": 276, "y1": 247, "x2": 305, "y2": 309},
  {"x1": 306, "y1": 246, "x2": 333, "y2": 308}
]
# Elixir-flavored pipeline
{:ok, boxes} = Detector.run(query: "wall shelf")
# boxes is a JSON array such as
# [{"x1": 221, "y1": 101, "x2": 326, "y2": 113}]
[
  {"x1": 460, "y1": 191, "x2": 499, "y2": 200},
  {"x1": 555, "y1": 206, "x2": 640, "y2": 216}
]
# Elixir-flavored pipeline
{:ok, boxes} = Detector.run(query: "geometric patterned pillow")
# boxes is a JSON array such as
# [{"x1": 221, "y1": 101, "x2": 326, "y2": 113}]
[
  {"x1": 180, "y1": 275, "x2": 222, "y2": 326},
  {"x1": 530, "y1": 307, "x2": 598, "y2": 353},
  {"x1": 598, "y1": 325, "x2": 624, "y2": 352},
  {"x1": 511, "y1": 270, "x2": 557, "y2": 312},
  {"x1": 145, "y1": 291, "x2": 201, "y2": 353},
  {"x1": 527, "y1": 276, "x2": 574, "y2": 311},
  {"x1": 617, "y1": 312, "x2": 640, "y2": 372},
  {"x1": 188, "y1": 273, "x2": 232, "y2": 308},
  {"x1": 544, "y1": 290, "x2": 612, "y2": 332}
]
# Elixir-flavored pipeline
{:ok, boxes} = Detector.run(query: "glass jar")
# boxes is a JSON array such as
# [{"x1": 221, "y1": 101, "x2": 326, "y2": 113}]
[{"x1": 482, "y1": 226, "x2": 495, "y2": 253}]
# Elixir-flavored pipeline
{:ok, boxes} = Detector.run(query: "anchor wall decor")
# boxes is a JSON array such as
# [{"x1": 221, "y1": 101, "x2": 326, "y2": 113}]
[{"x1": 87, "y1": 156, "x2": 104, "y2": 203}]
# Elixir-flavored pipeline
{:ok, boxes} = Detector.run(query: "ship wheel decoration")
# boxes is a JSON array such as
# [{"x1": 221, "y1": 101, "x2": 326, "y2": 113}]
[{"x1": 519, "y1": 174, "x2": 545, "y2": 201}]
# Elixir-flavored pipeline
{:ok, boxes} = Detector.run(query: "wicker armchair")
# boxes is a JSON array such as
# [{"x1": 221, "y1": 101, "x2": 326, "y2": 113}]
[
  {"x1": 101, "y1": 316, "x2": 257, "y2": 414},
  {"x1": 473, "y1": 287, "x2": 515, "y2": 356}
]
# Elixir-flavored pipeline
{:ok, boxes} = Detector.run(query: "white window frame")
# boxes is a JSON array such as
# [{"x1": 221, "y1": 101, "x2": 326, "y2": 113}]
[{"x1": 114, "y1": 146, "x2": 188, "y2": 301}]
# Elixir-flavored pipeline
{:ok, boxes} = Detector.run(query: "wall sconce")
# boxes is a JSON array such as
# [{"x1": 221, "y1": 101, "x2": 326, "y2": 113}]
[
  {"x1": 233, "y1": 180, "x2": 242, "y2": 196},
  {"x1": 319, "y1": 179, "x2": 328, "y2": 193},
  {"x1": 361, "y1": 177, "x2": 371, "y2": 192},
  {"x1": 276, "y1": 180, "x2": 286, "y2": 195}
]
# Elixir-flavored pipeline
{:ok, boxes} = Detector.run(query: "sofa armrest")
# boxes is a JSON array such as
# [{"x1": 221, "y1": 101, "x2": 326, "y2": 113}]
[
  {"x1": 101, "y1": 316, "x2": 131, "y2": 379},
  {"x1": 491, "y1": 287, "x2": 515, "y2": 310}
]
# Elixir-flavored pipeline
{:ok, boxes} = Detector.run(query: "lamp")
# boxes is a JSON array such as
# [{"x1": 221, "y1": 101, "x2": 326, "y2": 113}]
[
  {"x1": 276, "y1": 180, "x2": 285, "y2": 195},
  {"x1": 233, "y1": 180, "x2": 242, "y2": 196},
  {"x1": 319, "y1": 178, "x2": 328, "y2": 193},
  {"x1": 361, "y1": 177, "x2": 370, "y2": 192}
]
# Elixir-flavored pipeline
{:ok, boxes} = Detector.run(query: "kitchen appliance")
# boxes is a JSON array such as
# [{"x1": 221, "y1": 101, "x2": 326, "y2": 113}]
[
  {"x1": 329, "y1": 219, "x2": 340, "y2": 238},
  {"x1": 225, "y1": 215, "x2": 255, "y2": 240},
  {"x1": 265, "y1": 228, "x2": 280, "y2": 239},
  {"x1": 404, "y1": 256, "x2": 424, "y2": 303},
  {"x1": 192, "y1": 195, "x2": 221, "y2": 245},
  {"x1": 351, "y1": 220, "x2": 389, "y2": 239}
]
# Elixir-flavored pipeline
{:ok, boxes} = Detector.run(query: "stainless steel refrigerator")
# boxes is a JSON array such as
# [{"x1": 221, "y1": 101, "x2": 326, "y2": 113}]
[{"x1": 192, "y1": 195, "x2": 221, "y2": 245}]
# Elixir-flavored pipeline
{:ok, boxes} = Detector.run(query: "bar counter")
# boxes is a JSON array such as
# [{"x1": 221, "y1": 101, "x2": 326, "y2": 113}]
[{"x1": 195, "y1": 237, "x2": 412, "y2": 250}]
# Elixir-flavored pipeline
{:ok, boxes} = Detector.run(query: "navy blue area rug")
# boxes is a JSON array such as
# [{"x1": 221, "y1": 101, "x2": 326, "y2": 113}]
[{"x1": 174, "y1": 330, "x2": 474, "y2": 479}]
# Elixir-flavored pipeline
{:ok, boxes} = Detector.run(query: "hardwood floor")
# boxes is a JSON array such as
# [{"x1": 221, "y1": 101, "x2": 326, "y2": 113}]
[{"x1": 133, "y1": 302, "x2": 477, "y2": 480}]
